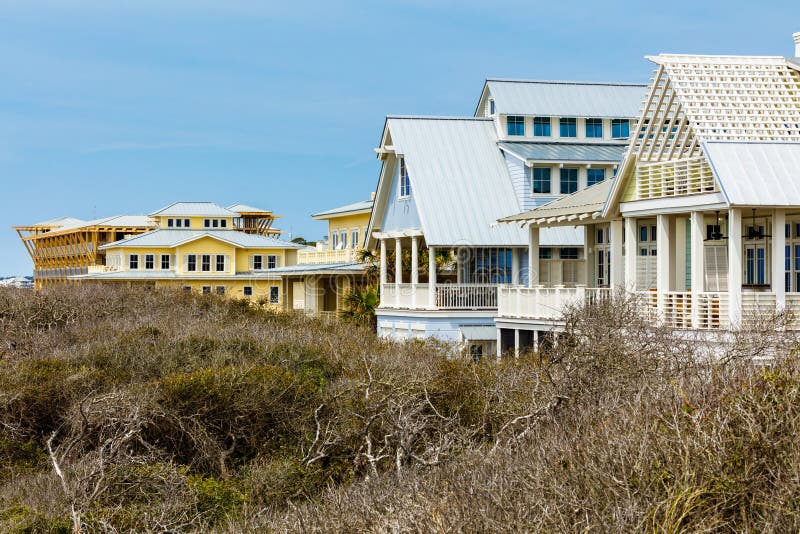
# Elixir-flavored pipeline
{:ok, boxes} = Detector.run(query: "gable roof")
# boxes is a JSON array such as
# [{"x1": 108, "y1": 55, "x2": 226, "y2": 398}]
[
  {"x1": 478, "y1": 79, "x2": 647, "y2": 118},
  {"x1": 499, "y1": 141, "x2": 627, "y2": 164},
  {"x1": 378, "y1": 116, "x2": 528, "y2": 247},
  {"x1": 227, "y1": 203, "x2": 271, "y2": 214},
  {"x1": 100, "y1": 229, "x2": 302, "y2": 250},
  {"x1": 149, "y1": 202, "x2": 239, "y2": 217},
  {"x1": 704, "y1": 141, "x2": 800, "y2": 207},
  {"x1": 312, "y1": 200, "x2": 374, "y2": 219}
]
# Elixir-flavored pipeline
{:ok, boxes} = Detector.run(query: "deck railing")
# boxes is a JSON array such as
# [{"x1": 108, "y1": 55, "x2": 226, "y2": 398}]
[
  {"x1": 380, "y1": 283, "x2": 498, "y2": 310},
  {"x1": 297, "y1": 248, "x2": 356, "y2": 265},
  {"x1": 497, "y1": 286, "x2": 611, "y2": 320}
]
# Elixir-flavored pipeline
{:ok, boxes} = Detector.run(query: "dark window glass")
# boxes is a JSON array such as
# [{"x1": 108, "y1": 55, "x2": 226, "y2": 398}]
[
  {"x1": 204, "y1": 219, "x2": 210, "y2": 228},
  {"x1": 560, "y1": 248, "x2": 579, "y2": 260},
  {"x1": 187, "y1": 254, "x2": 197, "y2": 271},
  {"x1": 216, "y1": 255, "x2": 225, "y2": 271},
  {"x1": 267, "y1": 255, "x2": 277, "y2": 269},
  {"x1": 145, "y1": 254, "x2": 154, "y2": 270},
  {"x1": 168, "y1": 219, "x2": 174, "y2": 227},
  {"x1": 507, "y1": 116, "x2": 525, "y2": 136},
  {"x1": 533, "y1": 116, "x2": 551, "y2": 136},
  {"x1": 611, "y1": 119, "x2": 630, "y2": 139},
  {"x1": 559, "y1": 117, "x2": 577, "y2": 137},
  {"x1": 560, "y1": 168, "x2": 578, "y2": 194},
  {"x1": 202, "y1": 286, "x2": 211, "y2": 294},
  {"x1": 489, "y1": 100, "x2": 495, "y2": 115},
  {"x1": 212, "y1": 219, "x2": 219, "y2": 228},
  {"x1": 587, "y1": 168, "x2": 605, "y2": 186},
  {"x1": 161, "y1": 254, "x2": 170, "y2": 269},
  {"x1": 253, "y1": 255, "x2": 263, "y2": 270},
  {"x1": 585, "y1": 118, "x2": 603, "y2": 138},
  {"x1": 640, "y1": 226, "x2": 648, "y2": 242},
  {"x1": 243, "y1": 286, "x2": 253, "y2": 296},
  {"x1": 184, "y1": 219, "x2": 190, "y2": 228},
  {"x1": 221, "y1": 219, "x2": 227, "y2": 228},
  {"x1": 129, "y1": 255, "x2": 138, "y2": 269},
  {"x1": 215, "y1": 286, "x2": 225, "y2": 295},
  {"x1": 201, "y1": 254, "x2": 211, "y2": 272},
  {"x1": 539, "y1": 248, "x2": 552, "y2": 259},
  {"x1": 269, "y1": 286, "x2": 279, "y2": 304},
  {"x1": 532, "y1": 167, "x2": 551, "y2": 194}
]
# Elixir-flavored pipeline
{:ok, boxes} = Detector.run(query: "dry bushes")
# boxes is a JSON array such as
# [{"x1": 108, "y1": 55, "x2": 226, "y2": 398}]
[{"x1": 1, "y1": 285, "x2": 799, "y2": 532}]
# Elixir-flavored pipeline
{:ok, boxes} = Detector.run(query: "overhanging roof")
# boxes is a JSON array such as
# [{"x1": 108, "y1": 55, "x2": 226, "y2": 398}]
[
  {"x1": 100, "y1": 229, "x2": 302, "y2": 250},
  {"x1": 312, "y1": 200, "x2": 374, "y2": 219},
  {"x1": 704, "y1": 141, "x2": 800, "y2": 207},
  {"x1": 500, "y1": 179, "x2": 613, "y2": 226},
  {"x1": 149, "y1": 202, "x2": 239, "y2": 217},
  {"x1": 498, "y1": 141, "x2": 627, "y2": 164}
]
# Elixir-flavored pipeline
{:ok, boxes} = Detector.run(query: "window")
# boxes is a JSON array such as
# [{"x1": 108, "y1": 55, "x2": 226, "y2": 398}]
[
  {"x1": 212, "y1": 219, "x2": 219, "y2": 228},
  {"x1": 253, "y1": 255, "x2": 263, "y2": 270},
  {"x1": 184, "y1": 219, "x2": 190, "y2": 228},
  {"x1": 161, "y1": 254, "x2": 171, "y2": 270},
  {"x1": 216, "y1": 254, "x2": 225, "y2": 272},
  {"x1": 585, "y1": 118, "x2": 603, "y2": 138},
  {"x1": 507, "y1": 115, "x2": 525, "y2": 136},
  {"x1": 458, "y1": 248, "x2": 513, "y2": 284},
  {"x1": 587, "y1": 168, "x2": 605, "y2": 186},
  {"x1": 269, "y1": 286, "x2": 279, "y2": 304},
  {"x1": 215, "y1": 286, "x2": 225, "y2": 295},
  {"x1": 532, "y1": 167, "x2": 551, "y2": 194},
  {"x1": 399, "y1": 158, "x2": 411, "y2": 198},
  {"x1": 560, "y1": 168, "x2": 578, "y2": 195},
  {"x1": 168, "y1": 219, "x2": 174, "y2": 228},
  {"x1": 559, "y1": 118, "x2": 577, "y2": 137},
  {"x1": 340, "y1": 230, "x2": 347, "y2": 249},
  {"x1": 597, "y1": 228, "x2": 605, "y2": 244},
  {"x1": 533, "y1": 116, "x2": 551, "y2": 137},
  {"x1": 560, "y1": 248, "x2": 579, "y2": 260},
  {"x1": 220, "y1": 219, "x2": 227, "y2": 228},
  {"x1": 351, "y1": 229, "x2": 359, "y2": 249},
  {"x1": 144, "y1": 254, "x2": 154, "y2": 270},
  {"x1": 183, "y1": 286, "x2": 192, "y2": 292},
  {"x1": 202, "y1": 286, "x2": 211, "y2": 295},
  {"x1": 489, "y1": 99, "x2": 495, "y2": 115},
  {"x1": 243, "y1": 286, "x2": 253, "y2": 297},
  {"x1": 539, "y1": 248, "x2": 552, "y2": 259},
  {"x1": 470, "y1": 344, "x2": 483, "y2": 363},
  {"x1": 204, "y1": 219, "x2": 210, "y2": 228},
  {"x1": 129, "y1": 254, "x2": 139, "y2": 270},
  {"x1": 187, "y1": 254, "x2": 197, "y2": 272},
  {"x1": 175, "y1": 218, "x2": 182, "y2": 228},
  {"x1": 267, "y1": 255, "x2": 277, "y2": 269},
  {"x1": 706, "y1": 224, "x2": 722, "y2": 241},
  {"x1": 612, "y1": 119, "x2": 630, "y2": 139},
  {"x1": 201, "y1": 254, "x2": 211, "y2": 272}
]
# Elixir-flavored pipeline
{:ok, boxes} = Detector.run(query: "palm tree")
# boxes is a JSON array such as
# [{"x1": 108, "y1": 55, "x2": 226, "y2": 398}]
[{"x1": 339, "y1": 285, "x2": 379, "y2": 327}]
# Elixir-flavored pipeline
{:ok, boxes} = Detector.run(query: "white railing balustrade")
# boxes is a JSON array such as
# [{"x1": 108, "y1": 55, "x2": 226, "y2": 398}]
[
  {"x1": 498, "y1": 286, "x2": 595, "y2": 320},
  {"x1": 695, "y1": 292, "x2": 728, "y2": 330},
  {"x1": 297, "y1": 248, "x2": 356, "y2": 265},
  {"x1": 436, "y1": 284, "x2": 497, "y2": 310},
  {"x1": 663, "y1": 291, "x2": 693, "y2": 328}
]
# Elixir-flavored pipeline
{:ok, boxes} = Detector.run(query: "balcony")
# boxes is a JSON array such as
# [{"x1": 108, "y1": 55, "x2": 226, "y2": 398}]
[
  {"x1": 297, "y1": 248, "x2": 356, "y2": 265},
  {"x1": 498, "y1": 286, "x2": 612, "y2": 321},
  {"x1": 380, "y1": 283, "x2": 499, "y2": 311}
]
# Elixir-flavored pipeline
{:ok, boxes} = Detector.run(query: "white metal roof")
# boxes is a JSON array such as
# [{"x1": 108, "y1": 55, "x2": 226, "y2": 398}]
[
  {"x1": 148, "y1": 202, "x2": 239, "y2": 217},
  {"x1": 312, "y1": 200, "x2": 374, "y2": 219},
  {"x1": 227, "y1": 203, "x2": 271, "y2": 213},
  {"x1": 483, "y1": 79, "x2": 647, "y2": 118},
  {"x1": 101, "y1": 229, "x2": 302, "y2": 250},
  {"x1": 30, "y1": 216, "x2": 86, "y2": 227},
  {"x1": 386, "y1": 117, "x2": 528, "y2": 247},
  {"x1": 500, "y1": 180, "x2": 613, "y2": 225},
  {"x1": 704, "y1": 141, "x2": 800, "y2": 206}
]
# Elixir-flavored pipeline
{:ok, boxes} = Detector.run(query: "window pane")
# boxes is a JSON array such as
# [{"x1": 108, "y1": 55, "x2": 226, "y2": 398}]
[
  {"x1": 507, "y1": 116, "x2": 525, "y2": 136},
  {"x1": 585, "y1": 118, "x2": 602, "y2": 138},
  {"x1": 532, "y1": 167, "x2": 551, "y2": 194},
  {"x1": 533, "y1": 116, "x2": 551, "y2": 137},
  {"x1": 559, "y1": 118, "x2": 576, "y2": 137},
  {"x1": 587, "y1": 168, "x2": 605, "y2": 186},
  {"x1": 611, "y1": 119, "x2": 630, "y2": 139},
  {"x1": 560, "y1": 168, "x2": 578, "y2": 194}
]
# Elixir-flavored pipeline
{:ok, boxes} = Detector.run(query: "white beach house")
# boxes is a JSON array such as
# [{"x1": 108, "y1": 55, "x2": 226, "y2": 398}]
[
  {"x1": 496, "y1": 34, "x2": 800, "y2": 355},
  {"x1": 368, "y1": 79, "x2": 646, "y2": 357}
]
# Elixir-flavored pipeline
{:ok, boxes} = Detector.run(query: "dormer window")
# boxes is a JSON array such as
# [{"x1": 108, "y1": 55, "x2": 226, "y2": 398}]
[
  {"x1": 533, "y1": 117, "x2": 551, "y2": 137},
  {"x1": 399, "y1": 158, "x2": 411, "y2": 198},
  {"x1": 507, "y1": 116, "x2": 525, "y2": 136},
  {"x1": 585, "y1": 118, "x2": 603, "y2": 138},
  {"x1": 559, "y1": 118, "x2": 577, "y2": 138},
  {"x1": 612, "y1": 119, "x2": 630, "y2": 139}
]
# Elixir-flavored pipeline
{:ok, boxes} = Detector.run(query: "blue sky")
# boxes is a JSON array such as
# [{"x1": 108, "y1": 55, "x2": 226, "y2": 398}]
[{"x1": 1, "y1": 0, "x2": 799, "y2": 276}]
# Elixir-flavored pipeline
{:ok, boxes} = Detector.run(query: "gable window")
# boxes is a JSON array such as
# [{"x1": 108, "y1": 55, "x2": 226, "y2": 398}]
[
  {"x1": 612, "y1": 119, "x2": 630, "y2": 139},
  {"x1": 161, "y1": 254, "x2": 171, "y2": 270},
  {"x1": 187, "y1": 254, "x2": 197, "y2": 272},
  {"x1": 533, "y1": 116, "x2": 551, "y2": 137},
  {"x1": 587, "y1": 168, "x2": 605, "y2": 186},
  {"x1": 168, "y1": 219, "x2": 174, "y2": 228},
  {"x1": 531, "y1": 167, "x2": 551, "y2": 194},
  {"x1": 215, "y1": 254, "x2": 225, "y2": 272},
  {"x1": 351, "y1": 229, "x2": 359, "y2": 249},
  {"x1": 129, "y1": 254, "x2": 139, "y2": 270},
  {"x1": 253, "y1": 255, "x2": 263, "y2": 270},
  {"x1": 585, "y1": 118, "x2": 603, "y2": 138},
  {"x1": 243, "y1": 286, "x2": 253, "y2": 297},
  {"x1": 507, "y1": 116, "x2": 525, "y2": 136},
  {"x1": 269, "y1": 286, "x2": 279, "y2": 304},
  {"x1": 201, "y1": 254, "x2": 211, "y2": 272},
  {"x1": 489, "y1": 99, "x2": 495, "y2": 115},
  {"x1": 559, "y1": 118, "x2": 577, "y2": 137},
  {"x1": 560, "y1": 168, "x2": 578, "y2": 194},
  {"x1": 144, "y1": 254, "x2": 155, "y2": 270},
  {"x1": 267, "y1": 255, "x2": 278, "y2": 269},
  {"x1": 399, "y1": 158, "x2": 412, "y2": 198}
]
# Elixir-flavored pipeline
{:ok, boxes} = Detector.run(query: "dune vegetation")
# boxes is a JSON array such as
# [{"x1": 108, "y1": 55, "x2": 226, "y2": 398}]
[{"x1": 0, "y1": 285, "x2": 799, "y2": 532}]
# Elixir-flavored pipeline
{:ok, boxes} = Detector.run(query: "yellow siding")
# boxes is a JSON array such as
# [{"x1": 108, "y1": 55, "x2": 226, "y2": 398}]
[
  {"x1": 153, "y1": 215, "x2": 234, "y2": 230},
  {"x1": 174, "y1": 237, "x2": 237, "y2": 275},
  {"x1": 234, "y1": 248, "x2": 290, "y2": 273},
  {"x1": 325, "y1": 212, "x2": 371, "y2": 248}
]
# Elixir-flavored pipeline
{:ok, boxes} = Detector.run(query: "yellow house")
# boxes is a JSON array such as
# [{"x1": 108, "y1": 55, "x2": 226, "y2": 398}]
[
  {"x1": 278, "y1": 197, "x2": 374, "y2": 316},
  {"x1": 74, "y1": 202, "x2": 301, "y2": 307}
]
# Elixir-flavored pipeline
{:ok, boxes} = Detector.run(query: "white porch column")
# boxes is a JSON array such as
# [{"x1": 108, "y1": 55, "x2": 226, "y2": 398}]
[
  {"x1": 728, "y1": 208, "x2": 743, "y2": 326},
  {"x1": 690, "y1": 211, "x2": 705, "y2": 328},
  {"x1": 411, "y1": 236, "x2": 419, "y2": 308},
  {"x1": 428, "y1": 246, "x2": 437, "y2": 309},
  {"x1": 511, "y1": 249, "x2": 521, "y2": 285},
  {"x1": 773, "y1": 209, "x2": 786, "y2": 311},
  {"x1": 395, "y1": 238, "x2": 402, "y2": 307},
  {"x1": 609, "y1": 219, "x2": 624, "y2": 288},
  {"x1": 583, "y1": 224, "x2": 594, "y2": 287},
  {"x1": 496, "y1": 327, "x2": 502, "y2": 359},
  {"x1": 625, "y1": 217, "x2": 637, "y2": 292},
  {"x1": 379, "y1": 238, "x2": 387, "y2": 287},
  {"x1": 514, "y1": 329, "x2": 520, "y2": 358},
  {"x1": 528, "y1": 225, "x2": 539, "y2": 288},
  {"x1": 656, "y1": 214, "x2": 672, "y2": 316},
  {"x1": 674, "y1": 217, "x2": 687, "y2": 291}
]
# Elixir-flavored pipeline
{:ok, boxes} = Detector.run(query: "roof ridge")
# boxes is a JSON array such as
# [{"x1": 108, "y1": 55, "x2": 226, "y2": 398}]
[
  {"x1": 486, "y1": 78, "x2": 648, "y2": 87},
  {"x1": 386, "y1": 115, "x2": 493, "y2": 121}
]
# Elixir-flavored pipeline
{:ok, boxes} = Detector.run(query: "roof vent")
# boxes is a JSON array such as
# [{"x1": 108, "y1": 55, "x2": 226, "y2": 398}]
[{"x1": 794, "y1": 32, "x2": 800, "y2": 57}]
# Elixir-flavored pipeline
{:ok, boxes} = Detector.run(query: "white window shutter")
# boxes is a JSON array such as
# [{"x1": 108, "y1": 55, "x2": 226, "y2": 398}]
[
  {"x1": 248, "y1": 254, "x2": 254, "y2": 270},
  {"x1": 225, "y1": 255, "x2": 230, "y2": 272},
  {"x1": 704, "y1": 245, "x2": 729, "y2": 292}
]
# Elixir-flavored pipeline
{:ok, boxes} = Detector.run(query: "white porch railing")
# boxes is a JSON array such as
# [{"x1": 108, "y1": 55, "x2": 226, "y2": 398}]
[
  {"x1": 497, "y1": 286, "x2": 611, "y2": 320},
  {"x1": 297, "y1": 248, "x2": 356, "y2": 265},
  {"x1": 380, "y1": 283, "x2": 497, "y2": 310}
]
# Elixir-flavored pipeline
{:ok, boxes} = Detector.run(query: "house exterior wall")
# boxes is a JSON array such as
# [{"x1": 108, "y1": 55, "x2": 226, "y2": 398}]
[
  {"x1": 381, "y1": 156, "x2": 422, "y2": 232},
  {"x1": 324, "y1": 212, "x2": 371, "y2": 249},
  {"x1": 377, "y1": 312, "x2": 497, "y2": 343}
]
